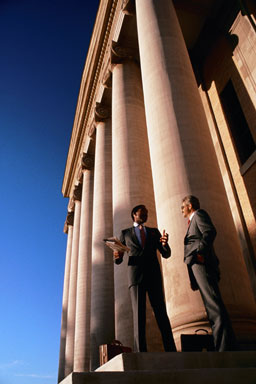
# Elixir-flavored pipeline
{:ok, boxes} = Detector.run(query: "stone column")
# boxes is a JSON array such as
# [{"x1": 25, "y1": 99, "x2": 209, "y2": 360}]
[
  {"x1": 64, "y1": 186, "x2": 82, "y2": 376},
  {"x1": 58, "y1": 211, "x2": 74, "y2": 383},
  {"x1": 135, "y1": 0, "x2": 256, "y2": 347},
  {"x1": 111, "y1": 42, "x2": 161, "y2": 350},
  {"x1": 90, "y1": 103, "x2": 115, "y2": 371},
  {"x1": 73, "y1": 154, "x2": 94, "y2": 372}
]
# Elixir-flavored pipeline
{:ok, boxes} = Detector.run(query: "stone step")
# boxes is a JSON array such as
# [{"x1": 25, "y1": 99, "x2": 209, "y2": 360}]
[
  {"x1": 96, "y1": 351, "x2": 256, "y2": 372},
  {"x1": 63, "y1": 368, "x2": 256, "y2": 384}
]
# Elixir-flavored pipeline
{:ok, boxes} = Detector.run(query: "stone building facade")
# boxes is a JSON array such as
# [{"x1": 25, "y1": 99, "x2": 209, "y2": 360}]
[{"x1": 58, "y1": 0, "x2": 256, "y2": 381}]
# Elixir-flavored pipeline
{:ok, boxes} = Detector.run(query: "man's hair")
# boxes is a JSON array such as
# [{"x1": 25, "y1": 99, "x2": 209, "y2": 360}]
[
  {"x1": 182, "y1": 195, "x2": 200, "y2": 210},
  {"x1": 131, "y1": 204, "x2": 146, "y2": 220}
]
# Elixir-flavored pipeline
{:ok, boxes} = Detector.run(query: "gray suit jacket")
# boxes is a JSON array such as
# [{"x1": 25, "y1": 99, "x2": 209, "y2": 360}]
[
  {"x1": 116, "y1": 226, "x2": 171, "y2": 288},
  {"x1": 184, "y1": 209, "x2": 220, "y2": 289}
]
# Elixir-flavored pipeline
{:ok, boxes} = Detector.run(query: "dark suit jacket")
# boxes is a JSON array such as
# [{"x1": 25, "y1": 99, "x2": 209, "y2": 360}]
[
  {"x1": 116, "y1": 226, "x2": 171, "y2": 288},
  {"x1": 184, "y1": 209, "x2": 220, "y2": 289}
]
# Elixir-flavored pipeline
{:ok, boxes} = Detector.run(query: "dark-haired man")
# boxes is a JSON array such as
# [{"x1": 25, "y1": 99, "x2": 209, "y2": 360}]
[
  {"x1": 114, "y1": 204, "x2": 176, "y2": 352},
  {"x1": 182, "y1": 195, "x2": 236, "y2": 351}
]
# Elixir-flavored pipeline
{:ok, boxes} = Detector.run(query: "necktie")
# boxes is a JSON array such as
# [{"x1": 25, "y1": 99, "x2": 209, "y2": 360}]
[
  {"x1": 139, "y1": 225, "x2": 146, "y2": 247},
  {"x1": 188, "y1": 219, "x2": 190, "y2": 226}
]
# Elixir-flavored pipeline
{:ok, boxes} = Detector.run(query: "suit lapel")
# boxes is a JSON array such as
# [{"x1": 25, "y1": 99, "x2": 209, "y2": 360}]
[
  {"x1": 144, "y1": 226, "x2": 149, "y2": 244},
  {"x1": 186, "y1": 214, "x2": 195, "y2": 236}
]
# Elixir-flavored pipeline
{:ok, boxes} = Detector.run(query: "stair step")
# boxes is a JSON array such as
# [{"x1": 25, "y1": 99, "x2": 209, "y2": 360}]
[
  {"x1": 63, "y1": 368, "x2": 256, "y2": 384},
  {"x1": 96, "y1": 351, "x2": 256, "y2": 372}
]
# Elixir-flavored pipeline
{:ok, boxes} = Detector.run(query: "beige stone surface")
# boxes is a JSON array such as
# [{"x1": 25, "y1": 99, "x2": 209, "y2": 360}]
[
  {"x1": 90, "y1": 119, "x2": 115, "y2": 370},
  {"x1": 58, "y1": 225, "x2": 74, "y2": 382},
  {"x1": 65, "y1": 200, "x2": 81, "y2": 376},
  {"x1": 232, "y1": 13, "x2": 256, "y2": 112},
  {"x1": 199, "y1": 85, "x2": 256, "y2": 298},
  {"x1": 73, "y1": 170, "x2": 94, "y2": 372}
]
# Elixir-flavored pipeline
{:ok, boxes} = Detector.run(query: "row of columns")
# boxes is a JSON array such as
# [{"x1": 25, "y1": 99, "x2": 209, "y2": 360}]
[{"x1": 58, "y1": 0, "x2": 256, "y2": 381}]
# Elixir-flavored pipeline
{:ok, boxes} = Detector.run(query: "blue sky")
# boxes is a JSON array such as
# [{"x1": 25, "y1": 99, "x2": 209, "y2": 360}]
[{"x1": 0, "y1": 1, "x2": 99, "y2": 383}]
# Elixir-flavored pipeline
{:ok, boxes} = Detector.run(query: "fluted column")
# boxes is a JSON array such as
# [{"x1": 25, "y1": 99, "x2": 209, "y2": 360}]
[
  {"x1": 90, "y1": 103, "x2": 114, "y2": 371},
  {"x1": 58, "y1": 212, "x2": 74, "y2": 383},
  {"x1": 73, "y1": 154, "x2": 94, "y2": 372},
  {"x1": 111, "y1": 43, "x2": 161, "y2": 350},
  {"x1": 135, "y1": 0, "x2": 256, "y2": 347},
  {"x1": 64, "y1": 186, "x2": 82, "y2": 376}
]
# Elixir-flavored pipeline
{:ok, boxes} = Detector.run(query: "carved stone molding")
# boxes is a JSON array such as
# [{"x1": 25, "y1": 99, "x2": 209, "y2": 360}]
[
  {"x1": 102, "y1": 69, "x2": 112, "y2": 89},
  {"x1": 111, "y1": 40, "x2": 136, "y2": 64},
  {"x1": 68, "y1": 198, "x2": 75, "y2": 212},
  {"x1": 82, "y1": 153, "x2": 94, "y2": 171},
  {"x1": 77, "y1": 166, "x2": 83, "y2": 183},
  {"x1": 73, "y1": 183, "x2": 82, "y2": 201},
  {"x1": 122, "y1": 0, "x2": 135, "y2": 15},
  {"x1": 95, "y1": 102, "x2": 111, "y2": 122},
  {"x1": 88, "y1": 121, "x2": 96, "y2": 138}
]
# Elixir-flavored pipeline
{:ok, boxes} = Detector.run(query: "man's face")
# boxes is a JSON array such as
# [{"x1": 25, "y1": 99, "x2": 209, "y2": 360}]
[
  {"x1": 181, "y1": 201, "x2": 192, "y2": 218},
  {"x1": 133, "y1": 207, "x2": 148, "y2": 224}
]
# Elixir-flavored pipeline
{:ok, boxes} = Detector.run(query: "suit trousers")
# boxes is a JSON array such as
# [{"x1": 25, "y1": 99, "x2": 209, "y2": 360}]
[
  {"x1": 191, "y1": 263, "x2": 236, "y2": 351},
  {"x1": 129, "y1": 279, "x2": 176, "y2": 352}
]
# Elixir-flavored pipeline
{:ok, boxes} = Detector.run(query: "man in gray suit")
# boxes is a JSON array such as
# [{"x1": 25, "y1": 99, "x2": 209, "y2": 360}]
[
  {"x1": 114, "y1": 204, "x2": 176, "y2": 352},
  {"x1": 182, "y1": 195, "x2": 236, "y2": 351}
]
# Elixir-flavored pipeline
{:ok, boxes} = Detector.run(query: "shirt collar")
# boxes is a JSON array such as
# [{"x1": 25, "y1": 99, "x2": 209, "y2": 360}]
[
  {"x1": 133, "y1": 222, "x2": 144, "y2": 227},
  {"x1": 189, "y1": 211, "x2": 196, "y2": 221}
]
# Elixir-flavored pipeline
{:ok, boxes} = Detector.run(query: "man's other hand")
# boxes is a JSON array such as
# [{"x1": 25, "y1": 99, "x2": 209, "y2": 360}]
[{"x1": 160, "y1": 229, "x2": 169, "y2": 246}]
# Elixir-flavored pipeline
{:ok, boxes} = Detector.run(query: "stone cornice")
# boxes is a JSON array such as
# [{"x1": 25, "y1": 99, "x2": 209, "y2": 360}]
[{"x1": 62, "y1": 0, "x2": 119, "y2": 198}]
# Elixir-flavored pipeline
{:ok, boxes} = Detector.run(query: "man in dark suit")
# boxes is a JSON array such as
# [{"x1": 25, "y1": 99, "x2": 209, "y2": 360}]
[
  {"x1": 182, "y1": 195, "x2": 236, "y2": 351},
  {"x1": 114, "y1": 204, "x2": 176, "y2": 352}
]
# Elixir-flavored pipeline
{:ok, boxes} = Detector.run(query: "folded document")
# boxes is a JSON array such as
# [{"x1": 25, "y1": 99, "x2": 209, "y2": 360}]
[{"x1": 103, "y1": 237, "x2": 130, "y2": 252}]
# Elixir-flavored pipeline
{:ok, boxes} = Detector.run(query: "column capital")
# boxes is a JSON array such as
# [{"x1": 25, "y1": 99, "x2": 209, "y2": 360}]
[
  {"x1": 64, "y1": 211, "x2": 74, "y2": 233},
  {"x1": 122, "y1": 0, "x2": 135, "y2": 15},
  {"x1": 95, "y1": 102, "x2": 111, "y2": 123},
  {"x1": 66, "y1": 211, "x2": 74, "y2": 226},
  {"x1": 73, "y1": 184, "x2": 82, "y2": 202},
  {"x1": 82, "y1": 153, "x2": 94, "y2": 171},
  {"x1": 111, "y1": 41, "x2": 136, "y2": 64}
]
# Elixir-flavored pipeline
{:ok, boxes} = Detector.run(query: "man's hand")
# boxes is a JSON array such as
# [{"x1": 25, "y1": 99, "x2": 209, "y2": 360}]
[
  {"x1": 197, "y1": 254, "x2": 204, "y2": 264},
  {"x1": 113, "y1": 250, "x2": 124, "y2": 261},
  {"x1": 160, "y1": 229, "x2": 169, "y2": 246}
]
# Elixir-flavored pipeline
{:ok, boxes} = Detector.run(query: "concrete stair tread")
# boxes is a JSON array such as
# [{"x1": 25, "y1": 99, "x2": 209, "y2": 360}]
[
  {"x1": 61, "y1": 352, "x2": 256, "y2": 384},
  {"x1": 96, "y1": 351, "x2": 256, "y2": 371},
  {"x1": 64, "y1": 368, "x2": 256, "y2": 384}
]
